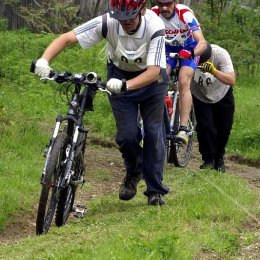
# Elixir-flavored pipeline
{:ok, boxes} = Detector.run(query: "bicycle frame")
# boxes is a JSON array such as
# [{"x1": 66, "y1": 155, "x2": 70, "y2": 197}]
[
  {"x1": 166, "y1": 63, "x2": 180, "y2": 138},
  {"x1": 31, "y1": 65, "x2": 109, "y2": 234},
  {"x1": 168, "y1": 89, "x2": 179, "y2": 136}
]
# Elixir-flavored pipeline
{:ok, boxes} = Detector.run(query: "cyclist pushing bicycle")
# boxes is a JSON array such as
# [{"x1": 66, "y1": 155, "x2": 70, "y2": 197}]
[
  {"x1": 34, "y1": 0, "x2": 169, "y2": 206},
  {"x1": 191, "y1": 42, "x2": 236, "y2": 173},
  {"x1": 152, "y1": 0, "x2": 207, "y2": 144}
]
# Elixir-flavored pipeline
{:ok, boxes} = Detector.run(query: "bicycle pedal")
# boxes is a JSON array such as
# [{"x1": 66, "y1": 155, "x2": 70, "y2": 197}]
[
  {"x1": 79, "y1": 127, "x2": 89, "y2": 133},
  {"x1": 71, "y1": 206, "x2": 85, "y2": 218},
  {"x1": 71, "y1": 204, "x2": 86, "y2": 218},
  {"x1": 70, "y1": 177, "x2": 85, "y2": 186},
  {"x1": 72, "y1": 211, "x2": 85, "y2": 219}
]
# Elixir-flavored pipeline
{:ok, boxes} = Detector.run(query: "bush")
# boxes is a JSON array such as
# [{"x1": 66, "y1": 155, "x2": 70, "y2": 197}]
[
  {"x1": 194, "y1": 2, "x2": 260, "y2": 76},
  {"x1": 0, "y1": 18, "x2": 8, "y2": 31},
  {"x1": 3, "y1": 0, "x2": 82, "y2": 33}
]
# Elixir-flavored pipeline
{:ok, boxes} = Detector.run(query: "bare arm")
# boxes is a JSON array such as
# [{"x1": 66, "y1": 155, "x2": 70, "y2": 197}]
[
  {"x1": 126, "y1": 65, "x2": 161, "y2": 90},
  {"x1": 193, "y1": 30, "x2": 207, "y2": 56},
  {"x1": 215, "y1": 71, "x2": 236, "y2": 86},
  {"x1": 42, "y1": 31, "x2": 78, "y2": 63}
]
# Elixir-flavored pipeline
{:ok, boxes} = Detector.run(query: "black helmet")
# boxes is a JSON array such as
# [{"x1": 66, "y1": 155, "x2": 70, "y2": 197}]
[{"x1": 199, "y1": 42, "x2": 212, "y2": 64}]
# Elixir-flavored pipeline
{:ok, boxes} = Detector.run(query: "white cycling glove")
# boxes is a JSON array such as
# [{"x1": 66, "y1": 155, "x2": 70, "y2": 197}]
[
  {"x1": 35, "y1": 58, "x2": 52, "y2": 78},
  {"x1": 106, "y1": 78, "x2": 127, "y2": 94}
]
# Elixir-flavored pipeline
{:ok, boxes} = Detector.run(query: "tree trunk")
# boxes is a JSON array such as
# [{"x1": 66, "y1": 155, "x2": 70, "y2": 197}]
[
  {"x1": 0, "y1": 0, "x2": 40, "y2": 29},
  {"x1": 78, "y1": 0, "x2": 107, "y2": 22}
]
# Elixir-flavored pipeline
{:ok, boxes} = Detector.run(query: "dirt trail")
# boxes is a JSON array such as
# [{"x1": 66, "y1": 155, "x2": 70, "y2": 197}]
[{"x1": 0, "y1": 140, "x2": 259, "y2": 258}]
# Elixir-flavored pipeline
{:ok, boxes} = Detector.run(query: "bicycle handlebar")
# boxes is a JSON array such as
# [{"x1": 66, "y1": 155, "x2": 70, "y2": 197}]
[
  {"x1": 164, "y1": 37, "x2": 195, "y2": 59},
  {"x1": 30, "y1": 60, "x2": 110, "y2": 94},
  {"x1": 166, "y1": 54, "x2": 204, "y2": 72}
]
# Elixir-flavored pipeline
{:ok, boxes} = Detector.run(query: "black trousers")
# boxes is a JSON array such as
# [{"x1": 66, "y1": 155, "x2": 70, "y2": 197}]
[
  {"x1": 192, "y1": 87, "x2": 235, "y2": 162},
  {"x1": 107, "y1": 63, "x2": 169, "y2": 195}
]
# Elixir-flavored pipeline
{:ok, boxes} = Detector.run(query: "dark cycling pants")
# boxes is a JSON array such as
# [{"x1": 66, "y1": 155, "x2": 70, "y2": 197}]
[
  {"x1": 192, "y1": 87, "x2": 235, "y2": 162},
  {"x1": 107, "y1": 63, "x2": 169, "y2": 196}
]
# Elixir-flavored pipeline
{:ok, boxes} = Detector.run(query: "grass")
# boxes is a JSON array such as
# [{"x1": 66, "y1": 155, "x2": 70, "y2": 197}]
[
  {"x1": 0, "y1": 30, "x2": 259, "y2": 258},
  {"x1": 228, "y1": 75, "x2": 260, "y2": 160},
  {"x1": 0, "y1": 165, "x2": 258, "y2": 259}
]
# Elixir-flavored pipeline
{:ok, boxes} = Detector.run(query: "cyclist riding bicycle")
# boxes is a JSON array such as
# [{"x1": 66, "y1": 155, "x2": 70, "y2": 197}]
[
  {"x1": 34, "y1": 0, "x2": 169, "y2": 206},
  {"x1": 152, "y1": 0, "x2": 207, "y2": 144}
]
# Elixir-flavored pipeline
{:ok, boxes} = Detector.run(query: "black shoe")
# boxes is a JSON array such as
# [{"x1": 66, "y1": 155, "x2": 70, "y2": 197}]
[
  {"x1": 214, "y1": 158, "x2": 225, "y2": 173},
  {"x1": 200, "y1": 161, "x2": 214, "y2": 170},
  {"x1": 119, "y1": 174, "x2": 141, "y2": 201},
  {"x1": 148, "y1": 193, "x2": 165, "y2": 206}
]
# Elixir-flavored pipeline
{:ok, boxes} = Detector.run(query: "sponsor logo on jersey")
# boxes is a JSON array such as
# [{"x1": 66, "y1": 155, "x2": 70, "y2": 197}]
[{"x1": 165, "y1": 29, "x2": 188, "y2": 34}]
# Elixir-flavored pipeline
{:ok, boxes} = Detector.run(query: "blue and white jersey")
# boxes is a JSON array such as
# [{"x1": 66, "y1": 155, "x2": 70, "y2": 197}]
[
  {"x1": 73, "y1": 9, "x2": 166, "y2": 72},
  {"x1": 152, "y1": 4, "x2": 201, "y2": 53}
]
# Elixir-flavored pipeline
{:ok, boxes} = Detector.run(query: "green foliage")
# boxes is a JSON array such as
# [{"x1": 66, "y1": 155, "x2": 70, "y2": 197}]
[
  {"x1": 3, "y1": 0, "x2": 19, "y2": 5},
  {"x1": 0, "y1": 166, "x2": 258, "y2": 258},
  {"x1": 228, "y1": 76, "x2": 260, "y2": 160},
  {"x1": 195, "y1": 1, "x2": 260, "y2": 75},
  {"x1": 3, "y1": 0, "x2": 82, "y2": 33},
  {"x1": 0, "y1": 18, "x2": 8, "y2": 31}
]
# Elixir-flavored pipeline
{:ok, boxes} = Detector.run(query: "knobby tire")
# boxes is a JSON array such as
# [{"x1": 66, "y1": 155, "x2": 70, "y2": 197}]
[
  {"x1": 36, "y1": 132, "x2": 68, "y2": 235},
  {"x1": 55, "y1": 185, "x2": 76, "y2": 226},
  {"x1": 55, "y1": 133, "x2": 86, "y2": 226},
  {"x1": 167, "y1": 100, "x2": 195, "y2": 167}
]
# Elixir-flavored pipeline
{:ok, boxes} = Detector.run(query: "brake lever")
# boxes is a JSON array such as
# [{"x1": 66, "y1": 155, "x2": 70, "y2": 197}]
[
  {"x1": 40, "y1": 76, "x2": 55, "y2": 81},
  {"x1": 98, "y1": 87, "x2": 111, "y2": 95}
]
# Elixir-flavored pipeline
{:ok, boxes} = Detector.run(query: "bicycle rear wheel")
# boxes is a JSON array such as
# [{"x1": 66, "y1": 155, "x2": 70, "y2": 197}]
[
  {"x1": 168, "y1": 101, "x2": 196, "y2": 167},
  {"x1": 36, "y1": 132, "x2": 68, "y2": 235}
]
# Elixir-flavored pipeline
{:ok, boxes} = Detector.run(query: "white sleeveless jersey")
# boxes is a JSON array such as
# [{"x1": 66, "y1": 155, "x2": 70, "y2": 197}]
[
  {"x1": 191, "y1": 44, "x2": 234, "y2": 103},
  {"x1": 73, "y1": 9, "x2": 166, "y2": 72}
]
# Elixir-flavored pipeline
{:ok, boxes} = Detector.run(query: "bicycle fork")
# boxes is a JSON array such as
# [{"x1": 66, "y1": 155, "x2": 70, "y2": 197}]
[
  {"x1": 41, "y1": 115, "x2": 63, "y2": 184},
  {"x1": 60, "y1": 124, "x2": 86, "y2": 188}
]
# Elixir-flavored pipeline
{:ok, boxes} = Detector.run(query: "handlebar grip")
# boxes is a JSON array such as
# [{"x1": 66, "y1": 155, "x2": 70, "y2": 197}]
[
  {"x1": 49, "y1": 70, "x2": 55, "y2": 77},
  {"x1": 168, "y1": 53, "x2": 179, "y2": 58},
  {"x1": 30, "y1": 60, "x2": 36, "y2": 73}
]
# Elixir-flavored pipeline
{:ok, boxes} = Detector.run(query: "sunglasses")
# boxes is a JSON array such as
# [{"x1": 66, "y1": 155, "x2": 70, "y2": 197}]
[{"x1": 156, "y1": 1, "x2": 175, "y2": 8}]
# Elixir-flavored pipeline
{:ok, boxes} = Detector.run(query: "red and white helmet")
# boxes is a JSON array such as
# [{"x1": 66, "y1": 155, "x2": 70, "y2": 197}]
[{"x1": 109, "y1": 0, "x2": 146, "y2": 21}]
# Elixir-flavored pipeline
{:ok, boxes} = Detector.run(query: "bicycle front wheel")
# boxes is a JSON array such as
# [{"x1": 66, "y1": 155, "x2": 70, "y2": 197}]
[
  {"x1": 55, "y1": 185, "x2": 76, "y2": 226},
  {"x1": 36, "y1": 132, "x2": 68, "y2": 235}
]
